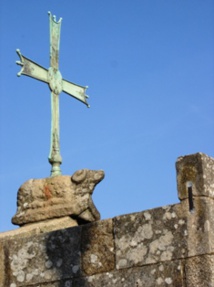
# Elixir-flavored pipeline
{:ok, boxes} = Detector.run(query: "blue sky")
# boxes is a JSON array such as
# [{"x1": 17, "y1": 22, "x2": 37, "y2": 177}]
[{"x1": 0, "y1": 1, "x2": 213, "y2": 232}]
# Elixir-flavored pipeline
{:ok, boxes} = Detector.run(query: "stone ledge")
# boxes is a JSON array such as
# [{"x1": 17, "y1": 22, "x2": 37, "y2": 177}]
[{"x1": 0, "y1": 217, "x2": 78, "y2": 242}]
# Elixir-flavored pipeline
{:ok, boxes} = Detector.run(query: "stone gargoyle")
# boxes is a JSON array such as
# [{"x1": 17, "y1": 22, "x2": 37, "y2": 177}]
[{"x1": 12, "y1": 169, "x2": 104, "y2": 226}]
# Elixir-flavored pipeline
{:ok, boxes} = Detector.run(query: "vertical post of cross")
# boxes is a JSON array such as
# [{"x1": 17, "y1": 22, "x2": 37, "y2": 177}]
[{"x1": 47, "y1": 12, "x2": 63, "y2": 176}]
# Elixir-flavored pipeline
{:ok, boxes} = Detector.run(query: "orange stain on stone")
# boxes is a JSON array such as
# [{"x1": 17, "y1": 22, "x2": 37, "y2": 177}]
[{"x1": 44, "y1": 185, "x2": 52, "y2": 200}]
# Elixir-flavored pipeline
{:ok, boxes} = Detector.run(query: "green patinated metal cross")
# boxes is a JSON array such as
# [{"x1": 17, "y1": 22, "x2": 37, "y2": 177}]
[{"x1": 16, "y1": 12, "x2": 89, "y2": 177}]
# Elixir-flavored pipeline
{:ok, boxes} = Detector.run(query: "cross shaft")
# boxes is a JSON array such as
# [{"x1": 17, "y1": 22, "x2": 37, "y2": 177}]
[{"x1": 16, "y1": 12, "x2": 89, "y2": 176}]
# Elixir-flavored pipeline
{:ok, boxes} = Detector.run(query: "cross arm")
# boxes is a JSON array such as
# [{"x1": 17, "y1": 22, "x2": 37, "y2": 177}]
[
  {"x1": 62, "y1": 79, "x2": 90, "y2": 107},
  {"x1": 16, "y1": 49, "x2": 48, "y2": 83}
]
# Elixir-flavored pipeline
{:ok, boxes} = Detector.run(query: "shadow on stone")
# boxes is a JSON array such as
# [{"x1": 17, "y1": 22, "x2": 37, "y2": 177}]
[
  {"x1": 45, "y1": 226, "x2": 82, "y2": 286},
  {"x1": 45, "y1": 218, "x2": 114, "y2": 287}
]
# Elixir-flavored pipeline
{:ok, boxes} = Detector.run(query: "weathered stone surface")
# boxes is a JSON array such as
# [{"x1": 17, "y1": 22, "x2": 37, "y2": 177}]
[
  {"x1": 0, "y1": 217, "x2": 78, "y2": 242},
  {"x1": 72, "y1": 260, "x2": 184, "y2": 287},
  {"x1": 7, "y1": 227, "x2": 81, "y2": 286},
  {"x1": 17, "y1": 281, "x2": 67, "y2": 287},
  {"x1": 114, "y1": 204, "x2": 188, "y2": 269},
  {"x1": 2, "y1": 259, "x2": 185, "y2": 286},
  {"x1": 183, "y1": 197, "x2": 214, "y2": 257},
  {"x1": 176, "y1": 152, "x2": 214, "y2": 200},
  {"x1": 0, "y1": 242, "x2": 5, "y2": 287},
  {"x1": 12, "y1": 169, "x2": 104, "y2": 226},
  {"x1": 185, "y1": 254, "x2": 214, "y2": 287},
  {"x1": 34, "y1": 282, "x2": 72, "y2": 287},
  {"x1": 81, "y1": 219, "x2": 114, "y2": 275},
  {"x1": 26, "y1": 282, "x2": 63, "y2": 287}
]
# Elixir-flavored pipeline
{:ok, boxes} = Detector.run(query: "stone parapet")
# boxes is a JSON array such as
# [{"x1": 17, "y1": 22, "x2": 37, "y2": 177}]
[
  {"x1": 0, "y1": 153, "x2": 213, "y2": 286},
  {"x1": 1, "y1": 198, "x2": 213, "y2": 286}
]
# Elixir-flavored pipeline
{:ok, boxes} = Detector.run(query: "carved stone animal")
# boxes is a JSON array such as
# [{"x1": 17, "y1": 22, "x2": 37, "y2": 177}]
[{"x1": 12, "y1": 169, "x2": 104, "y2": 226}]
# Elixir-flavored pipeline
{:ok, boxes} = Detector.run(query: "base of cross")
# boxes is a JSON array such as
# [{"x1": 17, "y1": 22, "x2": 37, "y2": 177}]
[{"x1": 12, "y1": 169, "x2": 104, "y2": 227}]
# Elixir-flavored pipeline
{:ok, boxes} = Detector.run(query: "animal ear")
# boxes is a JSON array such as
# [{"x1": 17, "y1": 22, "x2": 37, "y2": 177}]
[{"x1": 71, "y1": 169, "x2": 87, "y2": 183}]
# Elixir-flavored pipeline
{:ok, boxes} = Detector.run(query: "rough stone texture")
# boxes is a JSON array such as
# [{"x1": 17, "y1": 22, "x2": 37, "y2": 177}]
[
  {"x1": 185, "y1": 254, "x2": 214, "y2": 287},
  {"x1": 81, "y1": 219, "x2": 114, "y2": 276},
  {"x1": 114, "y1": 204, "x2": 188, "y2": 269},
  {"x1": 25, "y1": 261, "x2": 184, "y2": 287},
  {"x1": 6, "y1": 227, "x2": 81, "y2": 286},
  {"x1": 72, "y1": 261, "x2": 184, "y2": 287},
  {"x1": 183, "y1": 197, "x2": 214, "y2": 257},
  {"x1": 175, "y1": 153, "x2": 214, "y2": 263},
  {"x1": 0, "y1": 217, "x2": 77, "y2": 244},
  {"x1": 12, "y1": 169, "x2": 104, "y2": 226},
  {"x1": 0, "y1": 242, "x2": 5, "y2": 287},
  {"x1": 176, "y1": 152, "x2": 214, "y2": 200}
]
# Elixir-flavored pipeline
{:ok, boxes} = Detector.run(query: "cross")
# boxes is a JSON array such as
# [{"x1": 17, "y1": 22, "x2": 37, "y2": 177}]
[{"x1": 16, "y1": 12, "x2": 89, "y2": 177}]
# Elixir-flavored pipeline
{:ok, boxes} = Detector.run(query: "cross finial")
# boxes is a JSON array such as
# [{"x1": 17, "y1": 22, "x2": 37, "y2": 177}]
[{"x1": 16, "y1": 12, "x2": 89, "y2": 176}]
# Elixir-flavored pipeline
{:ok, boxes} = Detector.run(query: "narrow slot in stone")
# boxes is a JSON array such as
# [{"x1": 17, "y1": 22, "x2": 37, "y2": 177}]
[{"x1": 187, "y1": 181, "x2": 194, "y2": 212}]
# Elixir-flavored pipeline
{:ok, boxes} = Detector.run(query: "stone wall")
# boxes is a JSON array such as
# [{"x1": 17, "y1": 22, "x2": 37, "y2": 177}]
[{"x1": 0, "y1": 153, "x2": 214, "y2": 287}]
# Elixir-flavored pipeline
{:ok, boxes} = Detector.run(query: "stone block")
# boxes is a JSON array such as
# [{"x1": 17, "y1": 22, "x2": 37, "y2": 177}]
[
  {"x1": 7, "y1": 227, "x2": 81, "y2": 286},
  {"x1": 176, "y1": 153, "x2": 214, "y2": 200},
  {"x1": 183, "y1": 197, "x2": 214, "y2": 257},
  {"x1": 81, "y1": 219, "x2": 115, "y2": 276},
  {"x1": 114, "y1": 204, "x2": 188, "y2": 269},
  {"x1": 72, "y1": 260, "x2": 184, "y2": 287},
  {"x1": 185, "y1": 254, "x2": 214, "y2": 287}
]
